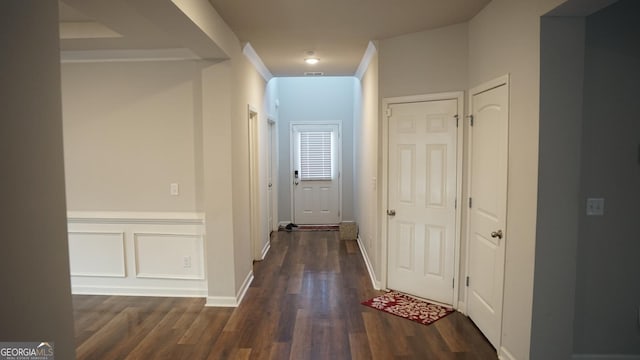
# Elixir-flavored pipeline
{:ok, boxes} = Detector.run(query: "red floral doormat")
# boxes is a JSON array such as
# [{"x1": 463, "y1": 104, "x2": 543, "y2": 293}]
[{"x1": 361, "y1": 291, "x2": 455, "y2": 326}]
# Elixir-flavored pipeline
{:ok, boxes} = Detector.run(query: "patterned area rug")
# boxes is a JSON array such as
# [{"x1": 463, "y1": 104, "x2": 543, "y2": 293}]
[{"x1": 361, "y1": 291, "x2": 455, "y2": 326}]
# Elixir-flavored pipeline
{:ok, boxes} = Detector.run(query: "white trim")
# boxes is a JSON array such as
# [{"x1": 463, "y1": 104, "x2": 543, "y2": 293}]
[
  {"x1": 380, "y1": 91, "x2": 464, "y2": 308},
  {"x1": 67, "y1": 211, "x2": 204, "y2": 225},
  {"x1": 248, "y1": 105, "x2": 262, "y2": 261},
  {"x1": 456, "y1": 301, "x2": 466, "y2": 315},
  {"x1": 260, "y1": 241, "x2": 271, "y2": 260},
  {"x1": 498, "y1": 346, "x2": 517, "y2": 360},
  {"x1": 355, "y1": 41, "x2": 377, "y2": 80},
  {"x1": 278, "y1": 221, "x2": 291, "y2": 228},
  {"x1": 236, "y1": 271, "x2": 254, "y2": 305},
  {"x1": 572, "y1": 355, "x2": 640, "y2": 360},
  {"x1": 357, "y1": 235, "x2": 382, "y2": 290},
  {"x1": 132, "y1": 232, "x2": 206, "y2": 280},
  {"x1": 68, "y1": 231, "x2": 126, "y2": 278},
  {"x1": 205, "y1": 271, "x2": 254, "y2": 307},
  {"x1": 60, "y1": 48, "x2": 200, "y2": 63},
  {"x1": 242, "y1": 43, "x2": 273, "y2": 82},
  {"x1": 71, "y1": 285, "x2": 206, "y2": 297},
  {"x1": 206, "y1": 296, "x2": 239, "y2": 307}
]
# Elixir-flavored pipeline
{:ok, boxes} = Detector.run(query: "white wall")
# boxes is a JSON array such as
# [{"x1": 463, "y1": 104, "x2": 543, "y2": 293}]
[
  {"x1": 61, "y1": 60, "x2": 210, "y2": 297},
  {"x1": 0, "y1": 1, "x2": 76, "y2": 358},
  {"x1": 467, "y1": 1, "x2": 566, "y2": 358},
  {"x1": 574, "y1": 0, "x2": 640, "y2": 355},
  {"x1": 354, "y1": 44, "x2": 381, "y2": 287},
  {"x1": 61, "y1": 0, "x2": 270, "y2": 304},
  {"x1": 276, "y1": 77, "x2": 357, "y2": 223},
  {"x1": 377, "y1": 21, "x2": 470, "y2": 302},
  {"x1": 379, "y1": 22, "x2": 469, "y2": 98},
  {"x1": 62, "y1": 61, "x2": 202, "y2": 212},
  {"x1": 230, "y1": 50, "x2": 267, "y2": 294},
  {"x1": 371, "y1": 1, "x2": 571, "y2": 358}
]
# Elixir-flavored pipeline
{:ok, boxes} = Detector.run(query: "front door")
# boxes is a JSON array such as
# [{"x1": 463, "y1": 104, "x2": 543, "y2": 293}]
[
  {"x1": 467, "y1": 77, "x2": 509, "y2": 349},
  {"x1": 387, "y1": 99, "x2": 458, "y2": 305},
  {"x1": 292, "y1": 123, "x2": 341, "y2": 225}
]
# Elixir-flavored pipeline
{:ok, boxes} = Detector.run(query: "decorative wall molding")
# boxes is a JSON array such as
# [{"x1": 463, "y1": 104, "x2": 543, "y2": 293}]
[
  {"x1": 355, "y1": 41, "x2": 378, "y2": 80},
  {"x1": 133, "y1": 232, "x2": 205, "y2": 280},
  {"x1": 68, "y1": 231, "x2": 126, "y2": 278},
  {"x1": 68, "y1": 212, "x2": 206, "y2": 298},
  {"x1": 242, "y1": 42, "x2": 273, "y2": 82},
  {"x1": 357, "y1": 235, "x2": 382, "y2": 290},
  {"x1": 67, "y1": 211, "x2": 205, "y2": 225},
  {"x1": 60, "y1": 48, "x2": 200, "y2": 63}
]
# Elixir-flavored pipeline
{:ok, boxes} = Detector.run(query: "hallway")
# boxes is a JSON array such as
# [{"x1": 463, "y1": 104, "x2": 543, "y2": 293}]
[{"x1": 73, "y1": 230, "x2": 496, "y2": 359}]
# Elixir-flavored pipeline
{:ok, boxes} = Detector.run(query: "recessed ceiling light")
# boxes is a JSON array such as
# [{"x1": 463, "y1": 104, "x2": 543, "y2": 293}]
[{"x1": 305, "y1": 57, "x2": 319, "y2": 65}]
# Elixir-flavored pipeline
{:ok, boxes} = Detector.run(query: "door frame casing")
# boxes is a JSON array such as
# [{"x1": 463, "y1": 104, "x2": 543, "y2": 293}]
[
  {"x1": 248, "y1": 105, "x2": 262, "y2": 261},
  {"x1": 267, "y1": 116, "x2": 277, "y2": 233},
  {"x1": 464, "y1": 74, "x2": 510, "y2": 349},
  {"x1": 381, "y1": 91, "x2": 464, "y2": 308},
  {"x1": 289, "y1": 121, "x2": 343, "y2": 225}
]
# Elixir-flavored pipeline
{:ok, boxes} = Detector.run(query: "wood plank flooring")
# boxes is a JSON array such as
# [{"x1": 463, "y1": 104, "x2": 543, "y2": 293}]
[{"x1": 73, "y1": 230, "x2": 497, "y2": 359}]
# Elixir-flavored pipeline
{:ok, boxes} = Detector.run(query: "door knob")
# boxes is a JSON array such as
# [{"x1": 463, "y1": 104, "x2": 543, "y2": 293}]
[
  {"x1": 294, "y1": 181, "x2": 299, "y2": 185},
  {"x1": 491, "y1": 230, "x2": 503, "y2": 239},
  {"x1": 268, "y1": 183, "x2": 272, "y2": 188},
  {"x1": 387, "y1": 209, "x2": 396, "y2": 216}
]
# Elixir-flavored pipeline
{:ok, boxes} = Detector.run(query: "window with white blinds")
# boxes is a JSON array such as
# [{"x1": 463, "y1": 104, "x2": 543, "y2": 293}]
[{"x1": 299, "y1": 131, "x2": 333, "y2": 180}]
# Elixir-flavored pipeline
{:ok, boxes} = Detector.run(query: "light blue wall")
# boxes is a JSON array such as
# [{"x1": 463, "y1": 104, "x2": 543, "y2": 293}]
[{"x1": 277, "y1": 77, "x2": 356, "y2": 223}]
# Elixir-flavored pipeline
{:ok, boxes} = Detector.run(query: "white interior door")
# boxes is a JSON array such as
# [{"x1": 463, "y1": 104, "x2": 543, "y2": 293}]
[
  {"x1": 292, "y1": 123, "x2": 341, "y2": 225},
  {"x1": 467, "y1": 79, "x2": 509, "y2": 349},
  {"x1": 387, "y1": 99, "x2": 458, "y2": 305}
]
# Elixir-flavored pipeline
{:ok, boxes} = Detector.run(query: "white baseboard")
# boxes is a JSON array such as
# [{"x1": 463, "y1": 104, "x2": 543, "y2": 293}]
[
  {"x1": 278, "y1": 221, "x2": 291, "y2": 228},
  {"x1": 206, "y1": 295, "x2": 239, "y2": 307},
  {"x1": 236, "y1": 271, "x2": 254, "y2": 304},
  {"x1": 357, "y1": 235, "x2": 382, "y2": 290},
  {"x1": 260, "y1": 241, "x2": 271, "y2": 260},
  {"x1": 72, "y1": 285, "x2": 207, "y2": 297},
  {"x1": 499, "y1": 346, "x2": 517, "y2": 360},
  {"x1": 205, "y1": 270, "x2": 254, "y2": 307},
  {"x1": 572, "y1": 355, "x2": 640, "y2": 360},
  {"x1": 456, "y1": 301, "x2": 466, "y2": 315}
]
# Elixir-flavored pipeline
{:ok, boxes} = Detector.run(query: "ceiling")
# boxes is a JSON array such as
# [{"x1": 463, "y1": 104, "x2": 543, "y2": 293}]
[{"x1": 59, "y1": 0, "x2": 490, "y2": 76}]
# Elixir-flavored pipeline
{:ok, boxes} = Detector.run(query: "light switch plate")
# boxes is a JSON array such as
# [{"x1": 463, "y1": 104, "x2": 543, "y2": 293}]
[
  {"x1": 586, "y1": 198, "x2": 604, "y2": 216},
  {"x1": 170, "y1": 183, "x2": 179, "y2": 196}
]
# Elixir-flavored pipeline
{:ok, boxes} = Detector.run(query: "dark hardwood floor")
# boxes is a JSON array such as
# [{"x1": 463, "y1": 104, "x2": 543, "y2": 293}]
[{"x1": 73, "y1": 230, "x2": 497, "y2": 359}]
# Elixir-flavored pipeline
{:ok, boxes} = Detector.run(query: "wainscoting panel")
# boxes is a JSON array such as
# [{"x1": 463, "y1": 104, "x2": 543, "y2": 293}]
[
  {"x1": 67, "y1": 212, "x2": 207, "y2": 297},
  {"x1": 134, "y1": 233, "x2": 205, "y2": 280},
  {"x1": 68, "y1": 231, "x2": 126, "y2": 277}
]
